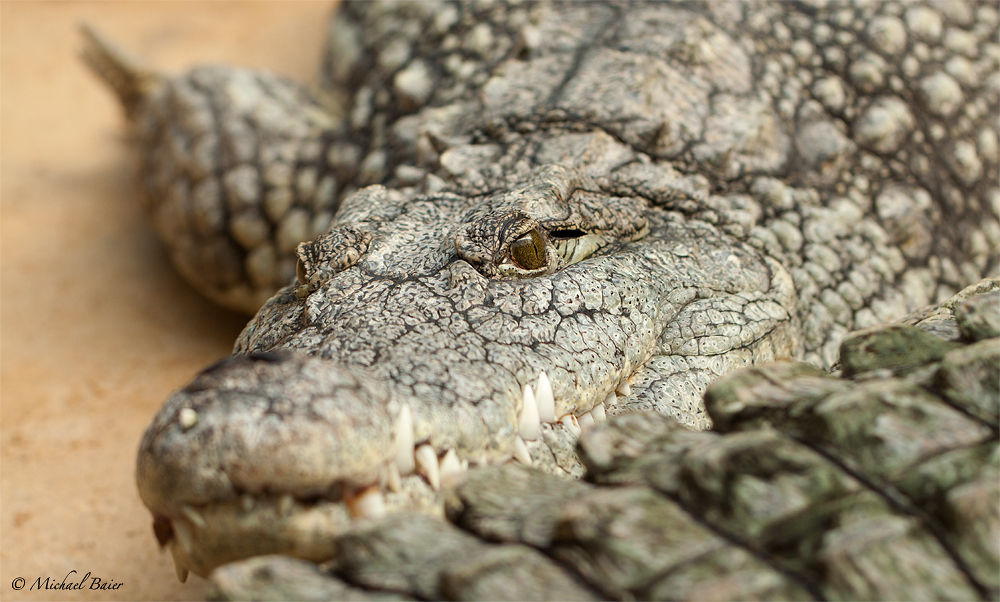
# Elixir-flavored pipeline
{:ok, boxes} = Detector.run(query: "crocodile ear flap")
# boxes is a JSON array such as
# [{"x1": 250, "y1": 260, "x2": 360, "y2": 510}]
[
  {"x1": 295, "y1": 225, "x2": 372, "y2": 297},
  {"x1": 600, "y1": 163, "x2": 709, "y2": 215},
  {"x1": 561, "y1": 188, "x2": 650, "y2": 245}
]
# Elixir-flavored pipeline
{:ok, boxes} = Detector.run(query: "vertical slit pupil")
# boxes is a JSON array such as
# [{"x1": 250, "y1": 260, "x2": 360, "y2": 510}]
[{"x1": 510, "y1": 229, "x2": 547, "y2": 270}]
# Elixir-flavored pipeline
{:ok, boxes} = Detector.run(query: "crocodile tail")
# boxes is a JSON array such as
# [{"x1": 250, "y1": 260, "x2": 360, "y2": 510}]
[{"x1": 79, "y1": 23, "x2": 161, "y2": 121}]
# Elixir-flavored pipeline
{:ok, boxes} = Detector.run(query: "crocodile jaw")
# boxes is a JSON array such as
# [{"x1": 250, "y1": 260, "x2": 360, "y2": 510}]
[{"x1": 137, "y1": 354, "x2": 641, "y2": 577}]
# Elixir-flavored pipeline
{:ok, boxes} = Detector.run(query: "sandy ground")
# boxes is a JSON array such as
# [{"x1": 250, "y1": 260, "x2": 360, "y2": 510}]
[{"x1": 1, "y1": 3, "x2": 336, "y2": 599}]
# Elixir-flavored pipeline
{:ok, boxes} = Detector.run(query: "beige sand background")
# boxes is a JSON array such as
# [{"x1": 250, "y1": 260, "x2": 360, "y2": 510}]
[{"x1": 1, "y1": 3, "x2": 336, "y2": 599}]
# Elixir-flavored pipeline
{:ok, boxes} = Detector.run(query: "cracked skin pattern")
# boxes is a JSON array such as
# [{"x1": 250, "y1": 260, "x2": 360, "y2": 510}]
[
  {"x1": 207, "y1": 281, "x2": 1000, "y2": 601},
  {"x1": 84, "y1": 0, "x2": 999, "y2": 597}
]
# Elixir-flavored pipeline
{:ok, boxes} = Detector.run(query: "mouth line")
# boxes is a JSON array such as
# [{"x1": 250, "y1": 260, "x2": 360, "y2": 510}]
[{"x1": 154, "y1": 368, "x2": 640, "y2": 581}]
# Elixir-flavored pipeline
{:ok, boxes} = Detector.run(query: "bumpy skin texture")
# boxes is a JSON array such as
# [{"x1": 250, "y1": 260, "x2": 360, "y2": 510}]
[
  {"x1": 207, "y1": 283, "x2": 1000, "y2": 601},
  {"x1": 82, "y1": 26, "x2": 349, "y2": 313},
  {"x1": 84, "y1": 0, "x2": 1000, "y2": 598}
]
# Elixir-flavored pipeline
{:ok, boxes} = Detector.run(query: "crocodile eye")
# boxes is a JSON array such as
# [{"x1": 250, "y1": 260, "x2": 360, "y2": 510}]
[
  {"x1": 296, "y1": 258, "x2": 308, "y2": 285},
  {"x1": 510, "y1": 229, "x2": 547, "y2": 270}
]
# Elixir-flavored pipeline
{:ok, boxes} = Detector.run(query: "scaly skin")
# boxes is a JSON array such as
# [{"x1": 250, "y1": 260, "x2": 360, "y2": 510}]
[
  {"x1": 206, "y1": 281, "x2": 999, "y2": 601},
  {"x1": 85, "y1": 0, "x2": 999, "y2": 595}
]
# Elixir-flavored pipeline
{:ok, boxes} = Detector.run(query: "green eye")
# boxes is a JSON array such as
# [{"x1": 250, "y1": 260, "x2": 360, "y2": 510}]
[{"x1": 510, "y1": 229, "x2": 547, "y2": 270}]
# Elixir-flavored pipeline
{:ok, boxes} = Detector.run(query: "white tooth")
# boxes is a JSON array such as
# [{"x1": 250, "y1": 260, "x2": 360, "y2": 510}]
[
  {"x1": 178, "y1": 408, "x2": 198, "y2": 430},
  {"x1": 559, "y1": 414, "x2": 581, "y2": 437},
  {"x1": 415, "y1": 444, "x2": 440, "y2": 491},
  {"x1": 278, "y1": 494, "x2": 294, "y2": 516},
  {"x1": 394, "y1": 405, "x2": 415, "y2": 475},
  {"x1": 181, "y1": 504, "x2": 206, "y2": 529},
  {"x1": 460, "y1": 458, "x2": 469, "y2": 471},
  {"x1": 347, "y1": 486, "x2": 386, "y2": 519},
  {"x1": 616, "y1": 382, "x2": 631, "y2": 397},
  {"x1": 578, "y1": 411, "x2": 596, "y2": 429},
  {"x1": 241, "y1": 494, "x2": 255, "y2": 513},
  {"x1": 519, "y1": 384, "x2": 541, "y2": 441},
  {"x1": 604, "y1": 391, "x2": 617, "y2": 407},
  {"x1": 439, "y1": 448, "x2": 463, "y2": 486},
  {"x1": 359, "y1": 490, "x2": 386, "y2": 519},
  {"x1": 512, "y1": 436, "x2": 532, "y2": 465},
  {"x1": 170, "y1": 545, "x2": 189, "y2": 583},
  {"x1": 172, "y1": 519, "x2": 194, "y2": 556},
  {"x1": 536, "y1": 371, "x2": 556, "y2": 423},
  {"x1": 591, "y1": 402, "x2": 607, "y2": 422},
  {"x1": 387, "y1": 462, "x2": 402, "y2": 494}
]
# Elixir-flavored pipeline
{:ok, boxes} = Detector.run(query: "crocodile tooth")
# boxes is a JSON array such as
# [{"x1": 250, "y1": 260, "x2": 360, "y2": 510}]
[
  {"x1": 394, "y1": 405, "x2": 415, "y2": 475},
  {"x1": 536, "y1": 371, "x2": 556, "y2": 423},
  {"x1": 578, "y1": 411, "x2": 596, "y2": 429},
  {"x1": 170, "y1": 544, "x2": 189, "y2": 583},
  {"x1": 181, "y1": 504, "x2": 206, "y2": 529},
  {"x1": 512, "y1": 436, "x2": 532, "y2": 465},
  {"x1": 178, "y1": 408, "x2": 198, "y2": 430},
  {"x1": 604, "y1": 391, "x2": 617, "y2": 407},
  {"x1": 347, "y1": 486, "x2": 386, "y2": 519},
  {"x1": 360, "y1": 489, "x2": 386, "y2": 518},
  {"x1": 278, "y1": 493, "x2": 294, "y2": 516},
  {"x1": 240, "y1": 494, "x2": 255, "y2": 513},
  {"x1": 172, "y1": 518, "x2": 194, "y2": 556},
  {"x1": 386, "y1": 462, "x2": 402, "y2": 493},
  {"x1": 519, "y1": 384, "x2": 541, "y2": 441},
  {"x1": 439, "y1": 448, "x2": 463, "y2": 486},
  {"x1": 591, "y1": 402, "x2": 607, "y2": 422},
  {"x1": 616, "y1": 381, "x2": 631, "y2": 397},
  {"x1": 415, "y1": 444, "x2": 440, "y2": 491},
  {"x1": 559, "y1": 414, "x2": 581, "y2": 437}
]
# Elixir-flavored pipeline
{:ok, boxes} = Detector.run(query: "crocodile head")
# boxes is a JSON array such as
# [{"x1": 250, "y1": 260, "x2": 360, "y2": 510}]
[
  {"x1": 127, "y1": 4, "x2": 806, "y2": 577},
  {"x1": 136, "y1": 155, "x2": 797, "y2": 577}
]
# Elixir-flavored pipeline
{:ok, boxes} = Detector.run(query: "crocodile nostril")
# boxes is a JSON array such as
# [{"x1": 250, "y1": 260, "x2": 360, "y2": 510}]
[{"x1": 510, "y1": 229, "x2": 547, "y2": 270}]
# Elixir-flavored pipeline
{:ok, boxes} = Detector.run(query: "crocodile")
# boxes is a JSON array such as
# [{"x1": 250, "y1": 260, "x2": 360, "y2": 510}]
[{"x1": 83, "y1": 0, "x2": 1000, "y2": 599}]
